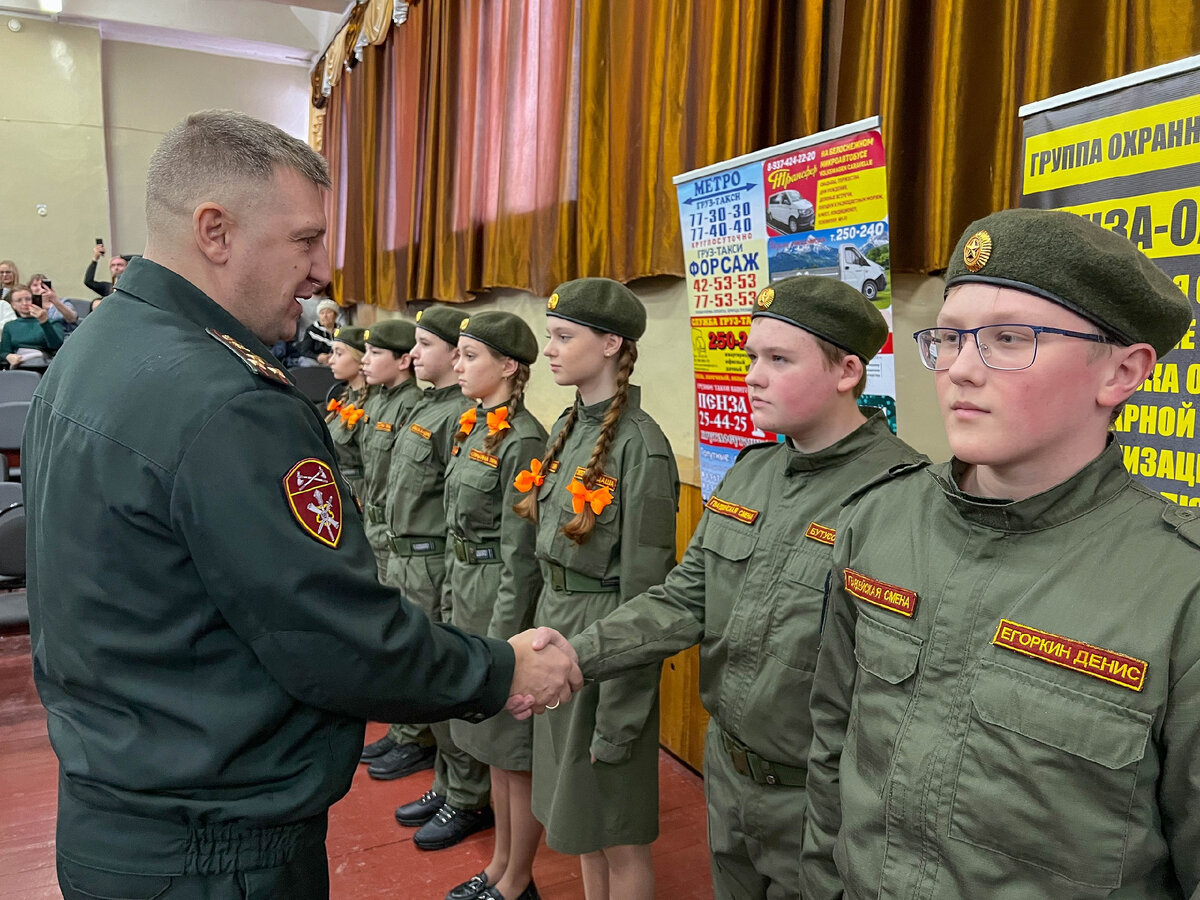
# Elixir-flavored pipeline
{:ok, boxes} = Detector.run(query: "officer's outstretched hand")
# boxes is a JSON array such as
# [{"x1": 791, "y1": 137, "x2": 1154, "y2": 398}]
[{"x1": 506, "y1": 627, "x2": 582, "y2": 720}]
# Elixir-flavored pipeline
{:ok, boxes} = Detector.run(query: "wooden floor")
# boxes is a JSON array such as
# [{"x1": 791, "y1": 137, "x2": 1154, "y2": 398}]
[{"x1": 0, "y1": 631, "x2": 714, "y2": 899}]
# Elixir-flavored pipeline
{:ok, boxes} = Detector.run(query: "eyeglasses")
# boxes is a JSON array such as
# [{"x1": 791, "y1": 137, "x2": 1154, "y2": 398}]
[{"x1": 912, "y1": 324, "x2": 1114, "y2": 371}]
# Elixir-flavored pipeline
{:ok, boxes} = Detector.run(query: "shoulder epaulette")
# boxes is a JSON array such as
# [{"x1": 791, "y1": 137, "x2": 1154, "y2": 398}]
[
  {"x1": 842, "y1": 460, "x2": 931, "y2": 507},
  {"x1": 207, "y1": 328, "x2": 290, "y2": 386},
  {"x1": 734, "y1": 440, "x2": 779, "y2": 464},
  {"x1": 630, "y1": 411, "x2": 673, "y2": 459},
  {"x1": 1163, "y1": 504, "x2": 1200, "y2": 549}
]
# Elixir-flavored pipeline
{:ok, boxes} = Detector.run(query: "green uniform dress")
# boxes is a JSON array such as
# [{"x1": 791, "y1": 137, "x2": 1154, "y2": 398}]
[
  {"x1": 23, "y1": 259, "x2": 515, "y2": 897},
  {"x1": 382, "y1": 383, "x2": 489, "y2": 807},
  {"x1": 361, "y1": 377, "x2": 421, "y2": 580},
  {"x1": 529, "y1": 387, "x2": 679, "y2": 854},
  {"x1": 572, "y1": 411, "x2": 923, "y2": 899},
  {"x1": 327, "y1": 382, "x2": 369, "y2": 501},
  {"x1": 446, "y1": 403, "x2": 548, "y2": 770},
  {"x1": 802, "y1": 441, "x2": 1200, "y2": 900}
]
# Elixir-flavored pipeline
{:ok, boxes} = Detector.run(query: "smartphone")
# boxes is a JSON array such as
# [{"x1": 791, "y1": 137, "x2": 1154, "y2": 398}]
[
  {"x1": 96, "y1": 238, "x2": 106, "y2": 256},
  {"x1": 42, "y1": 278, "x2": 52, "y2": 291}
]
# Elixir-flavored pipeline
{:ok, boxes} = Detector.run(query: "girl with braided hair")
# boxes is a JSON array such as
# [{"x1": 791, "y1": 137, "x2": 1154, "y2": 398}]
[
  {"x1": 323, "y1": 326, "x2": 371, "y2": 501},
  {"x1": 516, "y1": 279, "x2": 679, "y2": 900},
  {"x1": 443, "y1": 311, "x2": 548, "y2": 900}
]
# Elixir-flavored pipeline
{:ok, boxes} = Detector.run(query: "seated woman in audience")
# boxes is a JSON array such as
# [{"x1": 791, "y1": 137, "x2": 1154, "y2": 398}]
[
  {"x1": 29, "y1": 274, "x2": 80, "y2": 329},
  {"x1": 2, "y1": 284, "x2": 64, "y2": 368},
  {"x1": 295, "y1": 299, "x2": 340, "y2": 366},
  {"x1": 0, "y1": 261, "x2": 18, "y2": 303}
]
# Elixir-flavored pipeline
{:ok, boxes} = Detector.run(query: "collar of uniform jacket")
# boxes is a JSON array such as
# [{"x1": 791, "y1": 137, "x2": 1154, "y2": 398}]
[
  {"x1": 115, "y1": 256, "x2": 286, "y2": 371},
  {"x1": 576, "y1": 384, "x2": 642, "y2": 425},
  {"x1": 784, "y1": 408, "x2": 894, "y2": 475},
  {"x1": 930, "y1": 437, "x2": 1129, "y2": 533}
]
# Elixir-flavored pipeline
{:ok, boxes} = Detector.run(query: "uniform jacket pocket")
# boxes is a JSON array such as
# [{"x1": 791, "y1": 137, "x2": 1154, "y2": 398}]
[
  {"x1": 848, "y1": 614, "x2": 922, "y2": 791},
  {"x1": 701, "y1": 522, "x2": 756, "y2": 637},
  {"x1": 764, "y1": 549, "x2": 828, "y2": 671}
]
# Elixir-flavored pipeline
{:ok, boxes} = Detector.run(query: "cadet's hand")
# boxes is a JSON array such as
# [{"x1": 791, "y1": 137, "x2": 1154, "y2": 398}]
[
  {"x1": 530, "y1": 626, "x2": 577, "y2": 663},
  {"x1": 507, "y1": 629, "x2": 582, "y2": 719}
]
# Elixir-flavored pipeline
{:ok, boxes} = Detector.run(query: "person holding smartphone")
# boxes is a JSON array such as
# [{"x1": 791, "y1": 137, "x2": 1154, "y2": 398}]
[
  {"x1": 29, "y1": 274, "x2": 79, "y2": 328},
  {"x1": 1, "y1": 283, "x2": 64, "y2": 367},
  {"x1": 85, "y1": 240, "x2": 129, "y2": 297}
]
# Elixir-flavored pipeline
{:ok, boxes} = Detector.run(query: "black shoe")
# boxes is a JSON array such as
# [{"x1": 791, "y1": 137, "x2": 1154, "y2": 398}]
[
  {"x1": 476, "y1": 882, "x2": 540, "y2": 900},
  {"x1": 367, "y1": 742, "x2": 436, "y2": 780},
  {"x1": 414, "y1": 803, "x2": 495, "y2": 851},
  {"x1": 394, "y1": 789, "x2": 444, "y2": 827},
  {"x1": 445, "y1": 871, "x2": 492, "y2": 900},
  {"x1": 359, "y1": 735, "x2": 396, "y2": 763}
]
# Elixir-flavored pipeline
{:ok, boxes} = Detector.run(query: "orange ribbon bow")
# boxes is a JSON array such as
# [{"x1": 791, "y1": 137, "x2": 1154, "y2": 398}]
[
  {"x1": 459, "y1": 407, "x2": 478, "y2": 433},
  {"x1": 568, "y1": 479, "x2": 613, "y2": 515},
  {"x1": 487, "y1": 406, "x2": 511, "y2": 435},
  {"x1": 514, "y1": 458, "x2": 546, "y2": 493},
  {"x1": 326, "y1": 398, "x2": 343, "y2": 413},
  {"x1": 341, "y1": 404, "x2": 366, "y2": 428}
]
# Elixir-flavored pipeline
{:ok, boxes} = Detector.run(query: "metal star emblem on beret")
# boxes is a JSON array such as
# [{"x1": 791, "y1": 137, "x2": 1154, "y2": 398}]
[
  {"x1": 963, "y1": 230, "x2": 992, "y2": 272},
  {"x1": 757, "y1": 287, "x2": 775, "y2": 309},
  {"x1": 460, "y1": 317, "x2": 470, "y2": 330},
  {"x1": 547, "y1": 293, "x2": 559, "y2": 310}
]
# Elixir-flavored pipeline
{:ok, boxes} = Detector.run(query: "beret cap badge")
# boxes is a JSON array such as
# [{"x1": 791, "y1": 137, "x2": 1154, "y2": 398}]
[
  {"x1": 547, "y1": 293, "x2": 559, "y2": 311},
  {"x1": 963, "y1": 230, "x2": 992, "y2": 273},
  {"x1": 460, "y1": 317, "x2": 470, "y2": 330},
  {"x1": 362, "y1": 329, "x2": 370, "y2": 340},
  {"x1": 757, "y1": 287, "x2": 775, "y2": 310},
  {"x1": 415, "y1": 310, "x2": 423, "y2": 321}
]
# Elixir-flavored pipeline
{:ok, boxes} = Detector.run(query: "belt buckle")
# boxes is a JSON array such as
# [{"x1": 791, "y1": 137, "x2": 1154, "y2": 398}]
[
  {"x1": 452, "y1": 534, "x2": 468, "y2": 563},
  {"x1": 549, "y1": 565, "x2": 566, "y2": 592},
  {"x1": 729, "y1": 745, "x2": 751, "y2": 778}
]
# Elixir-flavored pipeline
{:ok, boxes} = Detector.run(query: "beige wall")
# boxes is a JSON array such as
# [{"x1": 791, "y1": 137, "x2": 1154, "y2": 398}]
[
  {"x1": 0, "y1": 19, "x2": 110, "y2": 298},
  {"x1": 101, "y1": 40, "x2": 311, "y2": 256},
  {"x1": 363, "y1": 271, "x2": 954, "y2": 484}
]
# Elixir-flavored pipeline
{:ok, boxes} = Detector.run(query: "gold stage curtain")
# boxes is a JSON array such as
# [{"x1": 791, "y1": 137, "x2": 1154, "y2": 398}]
[
  {"x1": 322, "y1": 0, "x2": 816, "y2": 307},
  {"x1": 829, "y1": 0, "x2": 1200, "y2": 273}
]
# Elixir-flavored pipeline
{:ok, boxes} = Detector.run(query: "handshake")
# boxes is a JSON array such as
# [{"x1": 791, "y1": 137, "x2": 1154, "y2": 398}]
[{"x1": 505, "y1": 627, "x2": 582, "y2": 719}]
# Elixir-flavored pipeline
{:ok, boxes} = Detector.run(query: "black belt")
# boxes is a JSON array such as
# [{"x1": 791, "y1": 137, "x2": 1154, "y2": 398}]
[
  {"x1": 387, "y1": 534, "x2": 446, "y2": 557},
  {"x1": 720, "y1": 729, "x2": 806, "y2": 787},
  {"x1": 545, "y1": 562, "x2": 619, "y2": 593},
  {"x1": 450, "y1": 531, "x2": 501, "y2": 565}
]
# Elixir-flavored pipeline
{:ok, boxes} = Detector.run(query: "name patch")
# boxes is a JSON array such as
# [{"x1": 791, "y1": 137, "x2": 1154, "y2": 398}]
[
  {"x1": 410, "y1": 423, "x2": 432, "y2": 440},
  {"x1": 469, "y1": 449, "x2": 500, "y2": 468},
  {"x1": 805, "y1": 522, "x2": 836, "y2": 545},
  {"x1": 705, "y1": 495, "x2": 760, "y2": 525},
  {"x1": 375, "y1": 422, "x2": 393, "y2": 432},
  {"x1": 992, "y1": 619, "x2": 1147, "y2": 692},
  {"x1": 573, "y1": 466, "x2": 617, "y2": 491},
  {"x1": 844, "y1": 568, "x2": 917, "y2": 617}
]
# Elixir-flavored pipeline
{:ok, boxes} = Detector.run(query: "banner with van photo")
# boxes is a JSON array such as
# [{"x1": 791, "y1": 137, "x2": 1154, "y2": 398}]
[
  {"x1": 1019, "y1": 55, "x2": 1200, "y2": 504},
  {"x1": 674, "y1": 117, "x2": 897, "y2": 497}
]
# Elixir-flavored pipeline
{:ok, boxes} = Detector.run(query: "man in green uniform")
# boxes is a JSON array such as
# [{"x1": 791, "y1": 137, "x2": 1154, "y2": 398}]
[
  {"x1": 23, "y1": 109, "x2": 581, "y2": 900},
  {"x1": 357, "y1": 318, "x2": 438, "y2": 780},
  {"x1": 801, "y1": 209, "x2": 1200, "y2": 899},
  {"x1": 529, "y1": 277, "x2": 924, "y2": 899},
  {"x1": 383, "y1": 305, "x2": 495, "y2": 849}
]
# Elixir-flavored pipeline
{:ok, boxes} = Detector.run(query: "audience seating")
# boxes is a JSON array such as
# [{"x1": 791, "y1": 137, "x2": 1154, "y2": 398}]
[
  {"x1": 288, "y1": 366, "x2": 338, "y2": 407},
  {"x1": 0, "y1": 371, "x2": 40, "y2": 404},
  {"x1": 0, "y1": 401, "x2": 30, "y2": 480}
]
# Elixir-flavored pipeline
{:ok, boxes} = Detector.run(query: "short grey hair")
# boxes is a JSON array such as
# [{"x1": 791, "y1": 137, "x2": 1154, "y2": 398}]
[{"x1": 146, "y1": 109, "x2": 330, "y2": 229}]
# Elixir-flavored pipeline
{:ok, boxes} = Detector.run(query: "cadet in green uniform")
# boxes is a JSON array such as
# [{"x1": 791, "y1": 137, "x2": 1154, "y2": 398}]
[
  {"x1": 528, "y1": 276, "x2": 924, "y2": 900},
  {"x1": 385, "y1": 306, "x2": 494, "y2": 850},
  {"x1": 359, "y1": 319, "x2": 438, "y2": 780},
  {"x1": 801, "y1": 209, "x2": 1200, "y2": 899},
  {"x1": 444, "y1": 311, "x2": 548, "y2": 900},
  {"x1": 23, "y1": 110, "x2": 580, "y2": 900},
  {"x1": 514, "y1": 279, "x2": 678, "y2": 900},
  {"x1": 324, "y1": 325, "x2": 370, "y2": 501}
]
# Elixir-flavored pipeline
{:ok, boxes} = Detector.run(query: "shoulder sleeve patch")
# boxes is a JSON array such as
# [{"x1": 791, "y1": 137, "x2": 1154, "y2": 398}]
[
  {"x1": 283, "y1": 458, "x2": 343, "y2": 547},
  {"x1": 842, "y1": 460, "x2": 931, "y2": 507},
  {"x1": 207, "y1": 329, "x2": 291, "y2": 386},
  {"x1": 734, "y1": 440, "x2": 778, "y2": 464},
  {"x1": 1163, "y1": 504, "x2": 1200, "y2": 549}
]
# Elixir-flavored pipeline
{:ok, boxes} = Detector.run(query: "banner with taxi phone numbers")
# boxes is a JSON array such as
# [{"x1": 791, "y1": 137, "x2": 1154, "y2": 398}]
[
  {"x1": 1019, "y1": 55, "x2": 1200, "y2": 505},
  {"x1": 674, "y1": 117, "x2": 898, "y2": 498}
]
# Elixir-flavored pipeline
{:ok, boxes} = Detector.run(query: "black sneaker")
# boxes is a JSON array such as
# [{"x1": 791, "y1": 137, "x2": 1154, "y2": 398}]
[
  {"x1": 359, "y1": 735, "x2": 397, "y2": 763},
  {"x1": 415, "y1": 803, "x2": 495, "y2": 851},
  {"x1": 394, "y1": 789, "x2": 445, "y2": 827},
  {"x1": 445, "y1": 871, "x2": 492, "y2": 900},
  {"x1": 367, "y1": 742, "x2": 437, "y2": 780},
  {"x1": 476, "y1": 882, "x2": 540, "y2": 900}
]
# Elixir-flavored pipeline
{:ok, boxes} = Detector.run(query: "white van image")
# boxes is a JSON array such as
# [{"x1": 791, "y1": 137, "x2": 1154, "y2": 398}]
[{"x1": 766, "y1": 190, "x2": 815, "y2": 233}]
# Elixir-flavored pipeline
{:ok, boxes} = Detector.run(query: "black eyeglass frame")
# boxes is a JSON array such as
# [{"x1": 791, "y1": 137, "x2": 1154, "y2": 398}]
[{"x1": 911, "y1": 324, "x2": 1116, "y2": 371}]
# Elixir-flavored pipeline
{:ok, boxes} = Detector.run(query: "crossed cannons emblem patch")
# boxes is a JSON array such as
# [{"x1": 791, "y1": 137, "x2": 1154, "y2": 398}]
[{"x1": 284, "y1": 458, "x2": 343, "y2": 548}]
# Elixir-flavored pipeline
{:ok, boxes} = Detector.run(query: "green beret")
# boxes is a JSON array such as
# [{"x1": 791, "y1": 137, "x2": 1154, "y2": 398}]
[
  {"x1": 413, "y1": 305, "x2": 462, "y2": 347},
  {"x1": 331, "y1": 325, "x2": 366, "y2": 353},
  {"x1": 459, "y1": 310, "x2": 538, "y2": 364},
  {"x1": 751, "y1": 276, "x2": 888, "y2": 361},
  {"x1": 945, "y1": 208, "x2": 1190, "y2": 356},
  {"x1": 363, "y1": 318, "x2": 416, "y2": 354},
  {"x1": 547, "y1": 277, "x2": 646, "y2": 340}
]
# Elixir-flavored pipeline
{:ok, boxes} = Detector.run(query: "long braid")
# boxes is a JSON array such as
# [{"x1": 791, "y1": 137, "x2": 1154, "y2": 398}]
[
  {"x1": 562, "y1": 340, "x2": 637, "y2": 544},
  {"x1": 484, "y1": 363, "x2": 530, "y2": 453},
  {"x1": 513, "y1": 395, "x2": 580, "y2": 523}
]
